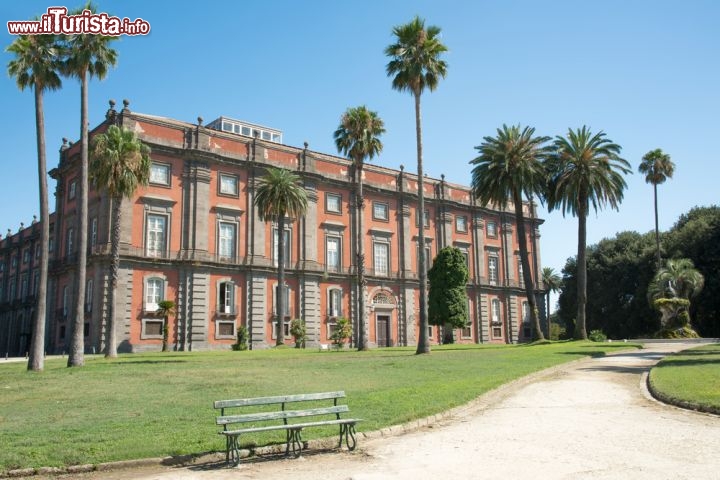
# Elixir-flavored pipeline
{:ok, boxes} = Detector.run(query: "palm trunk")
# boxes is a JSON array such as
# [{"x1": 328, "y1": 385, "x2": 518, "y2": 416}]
[
  {"x1": 105, "y1": 195, "x2": 121, "y2": 358},
  {"x1": 513, "y1": 191, "x2": 544, "y2": 341},
  {"x1": 653, "y1": 183, "x2": 661, "y2": 269},
  {"x1": 546, "y1": 291, "x2": 551, "y2": 337},
  {"x1": 356, "y1": 162, "x2": 367, "y2": 351},
  {"x1": 575, "y1": 202, "x2": 588, "y2": 340},
  {"x1": 414, "y1": 92, "x2": 430, "y2": 354},
  {"x1": 276, "y1": 215, "x2": 286, "y2": 346},
  {"x1": 27, "y1": 87, "x2": 48, "y2": 372},
  {"x1": 68, "y1": 70, "x2": 89, "y2": 367}
]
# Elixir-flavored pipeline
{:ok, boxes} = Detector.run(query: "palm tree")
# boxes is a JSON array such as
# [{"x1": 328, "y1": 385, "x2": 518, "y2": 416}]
[
  {"x1": 62, "y1": 1, "x2": 117, "y2": 367},
  {"x1": 546, "y1": 126, "x2": 631, "y2": 340},
  {"x1": 541, "y1": 266, "x2": 561, "y2": 332},
  {"x1": 470, "y1": 124, "x2": 551, "y2": 341},
  {"x1": 254, "y1": 168, "x2": 308, "y2": 346},
  {"x1": 156, "y1": 300, "x2": 176, "y2": 352},
  {"x1": 7, "y1": 33, "x2": 63, "y2": 371},
  {"x1": 385, "y1": 16, "x2": 448, "y2": 354},
  {"x1": 90, "y1": 125, "x2": 150, "y2": 357},
  {"x1": 333, "y1": 106, "x2": 385, "y2": 351},
  {"x1": 648, "y1": 258, "x2": 704, "y2": 331},
  {"x1": 638, "y1": 148, "x2": 675, "y2": 268}
]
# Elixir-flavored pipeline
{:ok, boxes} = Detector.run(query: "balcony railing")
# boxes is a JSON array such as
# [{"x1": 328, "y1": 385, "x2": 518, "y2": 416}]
[{"x1": 216, "y1": 304, "x2": 238, "y2": 317}]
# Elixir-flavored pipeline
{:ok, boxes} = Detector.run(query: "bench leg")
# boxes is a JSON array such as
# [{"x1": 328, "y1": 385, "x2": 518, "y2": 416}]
[
  {"x1": 286, "y1": 428, "x2": 303, "y2": 458},
  {"x1": 339, "y1": 423, "x2": 357, "y2": 451},
  {"x1": 226, "y1": 434, "x2": 241, "y2": 466}
]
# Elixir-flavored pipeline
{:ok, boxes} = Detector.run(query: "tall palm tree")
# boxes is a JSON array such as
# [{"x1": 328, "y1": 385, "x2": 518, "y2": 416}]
[
  {"x1": 62, "y1": 1, "x2": 117, "y2": 367},
  {"x1": 90, "y1": 125, "x2": 150, "y2": 357},
  {"x1": 638, "y1": 148, "x2": 675, "y2": 268},
  {"x1": 385, "y1": 16, "x2": 448, "y2": 354},
  {"x1": 7, "y1": 33, "x2": 63, "y2": 372},
  {"x1": 546, "y1": 126, "x2": 631, "y2": 340},
  {"x1": 541, "y1": 266, "x2": 561, "y2": 330},
  {"x1": 333, "y1": 106, "x2": 385, "y2": 351},
  {"x1": 254, "y1": 167, "x2": 308, "y2": 346},
  {"x1": 470, "y1": 124, "x2": 551, "y2": 341}
]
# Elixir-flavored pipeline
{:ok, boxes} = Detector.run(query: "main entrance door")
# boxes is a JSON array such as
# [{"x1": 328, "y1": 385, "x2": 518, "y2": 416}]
[{"x1": 376, "y1": 315, "x2": 391, "y2": 347}]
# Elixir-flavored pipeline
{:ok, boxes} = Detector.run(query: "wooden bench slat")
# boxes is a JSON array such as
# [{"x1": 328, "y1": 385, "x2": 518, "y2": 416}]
[
  {"x1": 214, "y1": 391, "x2": 346, "y2": 409},
  {"x1": 217, "y1": 405, "x2": 349, "y2": 426},
  {"x1": 221, "y1": 418, "x2": 361, "y2": 436}
]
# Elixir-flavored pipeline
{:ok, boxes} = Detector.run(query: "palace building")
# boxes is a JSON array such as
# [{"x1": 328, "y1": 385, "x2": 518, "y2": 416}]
[{"x1": 0, "y1": 101, "x2": 546, "y2": 356}]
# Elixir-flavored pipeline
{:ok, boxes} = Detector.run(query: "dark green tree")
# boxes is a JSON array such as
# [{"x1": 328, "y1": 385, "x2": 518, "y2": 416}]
[
  {"x1": 62, "y1": 2, "x2": 118, "y2": 367},
  {"x1": 7, "y1": 33, "x2": 64, "y2": 371},
  {"x1": 428, "y1": 247, "x2": 469, "y2": 344},
  {"x1": 546, "y1": 127, "x2": 631, "y2": 340},
  {"x1": 90, "y1": 125, "x2": 151, "y2": 357},
  {"x1": 638, "y1": 148, "x2": 675, "y2": 268},
  {"x1": 334, "y1": 106, "x2": 385, "y2": 351},
  {"x1": 665, "y1": 206, "x2": 720, "y2": 336},
  {"x1": 386, "y1": 16, "x2": 448, "y2": 354},
  {"x1": 470, "y1": 124, "x2": 551, "y2": 340},
  {"x1": 254, "y1": 167, "x2": 308, "y2": 346}
]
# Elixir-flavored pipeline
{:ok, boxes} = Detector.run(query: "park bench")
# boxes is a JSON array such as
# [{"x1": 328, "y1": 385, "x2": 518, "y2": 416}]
[{"x1": 214, "y1": 390, "x2": 361, "y2": 465}]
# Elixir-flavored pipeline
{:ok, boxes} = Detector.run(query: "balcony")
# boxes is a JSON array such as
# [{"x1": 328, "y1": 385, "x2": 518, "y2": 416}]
[{"x1": 216, "y1": 304, "x2": 238, "y2": 317}]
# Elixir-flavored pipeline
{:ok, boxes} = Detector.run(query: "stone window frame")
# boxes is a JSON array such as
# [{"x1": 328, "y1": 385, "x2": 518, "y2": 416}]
[
  {"x1": 216, "y1": 278, "x2": 238, "y2": 316},
  {"x1": 455, "y1": 215, "x2": 468, "y2": 233},
  {"x1": 149, "y1": 162, "x2": 171, "y2": 187},
  {"x1": 325, "y1": 192, "x2": 342, "y2": 215},
  {"x1": 218, "y1": 172, "x2": 239, "y2": 197},
  {"x1": 143, "y1": 274, "x2": 167, "y2": 314},
  {"x1": 272, "y1": 223, "x2": 293, "y2": 268},
  {"x1": 372, "y1": 201, "x2": 389, "y2": 222}
]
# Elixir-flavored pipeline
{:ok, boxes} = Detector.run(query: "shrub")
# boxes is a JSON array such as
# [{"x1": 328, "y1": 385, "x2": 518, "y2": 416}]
[
  {"x1": 289, "y1": 319, "x2": 306, "y2": 348},
  {"x1": 330, "y1": 317, "x2": 352, "y2": 348},
  {"x1": 232, "y1": 325, "x2": 249, "y2": 351},
  {"x1": 588, "y1": 329, "x2": 607, "y2": 342},
  {"x1": 549, "y1": 322, "x2": 565, "y2": 341}
]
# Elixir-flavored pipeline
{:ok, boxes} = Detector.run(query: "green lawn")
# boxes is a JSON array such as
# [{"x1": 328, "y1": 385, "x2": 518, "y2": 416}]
[
  {"x1": 648, "y1": 343, "x2": 720, "y2": 413},
  {"x1": 0, "y1": 341, "x2": 638, "y2": 472}
]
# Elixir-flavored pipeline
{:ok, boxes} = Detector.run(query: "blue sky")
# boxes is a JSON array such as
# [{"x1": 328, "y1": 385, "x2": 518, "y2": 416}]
[{"x1": 2, "y1": 1, "x2": 719, "y2": 298}]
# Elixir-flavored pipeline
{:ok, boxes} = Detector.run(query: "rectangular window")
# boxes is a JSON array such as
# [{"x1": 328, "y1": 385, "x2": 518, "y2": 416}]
[
  {"x1": 272, "y1": 229, "x2": 291, "y2": 268},
  {"x1": 219, "y1": 282, "x2": 235, "y2": 314},
  {"x1": 491, "y1": 298, "x2": 501, "y2": 324},
  {"x1": 273, "y1": 284, "x2": 291, "y2": 316},
  {"x1": 219, "y1": 173, "x2": 239, "y2": 196},
  {"x1": 85, "y1": 279, "x2": 93, "y2": 313},
  {"x1": 417, "y1": 244, "x2": 432, "y2": 273},
  {"x1": 493, "y1": 326, "x2": 502, "y2": 338},
  {"x1": 416, "y1": 208, "x2": 430, "y2": 228},
  {"x1": 373, "y1": 202, "x2": 389, "y2": 221},
  {"x1": 216, "y1": 320, "x2": 236, "y2": 338},
  {"x1": 62, "y1": 285, "x2": 69, "y2": 316},
  {"x1": 272, "y1": 319, "x2": 291, "y2": 339},
  {"x1": 149, "y1": 163, "x2": 170, "y2": 186},
  {"x1": 326, "y1": 236, "x2": 341, "y2": 272},
  {"x1": 32, "y1": 271, "x2": 39, "y2": 296},
  {"x1": 326, "y1": 193, "x2": 342, "y2": 214},
  {"x1": 22, "y1": 249, "x2": 30, "y2": 264},
  {"x1": 518, "y1": 257, "x2": 524, "y2": 287},
  {"x1": 35, "y1": 244, "x2": 40, "y2": 259},
  {"x1": 328, "y1": 288, "x2": 342, "y2": 317},
  {"x1": 11, "y1": 255, "x2": 17, "y2": 268},
  {"x1": 66, "y1": 228, "x2": 75, "y2": 256},
  {"x1": 49, "y1": 237, "x2": 54, "y2": 253},
  {"x1": 488, "y1": 257, "x2": 498, "y2": 285},
  {"x1": 145, "y1": 278, "x2": 163, "y2": 312},
  {"x1": 456, "y1": 215, "x2": 467, "y2": 233},
  {"x1": 90, "y1": 217, "x2": 98, "y2": 247},
  {"x1": 68, "y1": 180, "x2": 77, "y2": 200},
  {"x1": 487, "y1": 221, "x2": 497, "y2": 237},
  {"x1": 146, "y1": 214, "x2": 167, "y2": 257},
  {"x1": 218, "y1": 222, "x2": 237, "y2": 260},
  {"x1": 241, "y1": 126, "x2": 252, "y2": 136},
  {"x1": 142, "y1": 319, "x2": 165, "y2": 338},
  {"x1": 20, "y1": 274, "x2": 28, "y2": 299},
  {"x1": 373, "y1": 242, "x2": 389, "y2": 276},
  {"x1": 262, "y1": 131, "x2": 271, "y2": 141},
  {"x1": 8, "y1": 277, "x2": 16, "y2": 301}
]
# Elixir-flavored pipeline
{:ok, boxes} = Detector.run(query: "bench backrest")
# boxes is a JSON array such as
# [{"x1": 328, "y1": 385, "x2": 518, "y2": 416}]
[
  {"x1": 214, "y1": 391, "x2": 345, "y2": 410},
  {"x1": 215, "y1": 391, "x2": 349, "y2": 430}
]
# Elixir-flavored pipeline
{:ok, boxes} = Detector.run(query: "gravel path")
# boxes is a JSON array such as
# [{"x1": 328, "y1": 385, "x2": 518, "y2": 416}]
[{"x1": 33, "y1": 340, "x2": 720, "y2": 480}]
